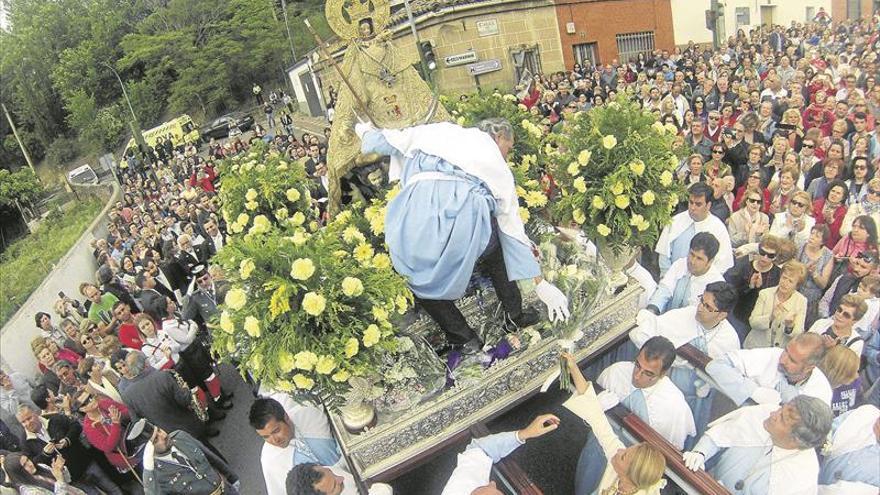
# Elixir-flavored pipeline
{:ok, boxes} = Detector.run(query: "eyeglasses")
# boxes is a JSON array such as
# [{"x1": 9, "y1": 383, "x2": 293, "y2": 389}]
[
  {"x1": 802, "y1": 143, "x2": 815, "y2": 149},
  {"x1": 712, "y1": 149, "x2": 724, "y2": 154},
  {"x1": 869, "y1": 189, "x2": 880, "y2": 196},
  {"x1": 758, "y1": 246, "x2": 777, "y2": 259},
  {"x1": 790, "y1": 200, "x2": 807, "y2": 208},
  {"x1": 746, "y1": 197, "x2": 762, "y2": 204},
  {"x1": 835, "y1": 307, "x2": 854, "y2": 319},
  {"x1": 854, "y1": 165, "x2": 868, "y2": 170},
  {"x1": 709, "y1": 116, "x2": 720, "y2": 120}
]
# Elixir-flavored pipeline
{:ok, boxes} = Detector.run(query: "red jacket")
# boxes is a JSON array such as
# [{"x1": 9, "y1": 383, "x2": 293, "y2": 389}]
[
  {"x1": 812, "y1": 198, "x2": 847, "y2": 249},
  {"x1": 82, "y1": 398, "x2": 137, "y2": 471},
  {"x1": 118, "y1": 322, "x2": 143, "y2": 350}
]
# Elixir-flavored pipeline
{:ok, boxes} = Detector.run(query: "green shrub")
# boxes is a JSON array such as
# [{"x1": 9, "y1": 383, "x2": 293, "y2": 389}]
[{"x1": 44, "y1": 136, "x2": 82, "y2": 169}]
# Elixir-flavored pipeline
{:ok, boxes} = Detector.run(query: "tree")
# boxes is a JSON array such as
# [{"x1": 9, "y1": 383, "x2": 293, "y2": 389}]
[{"x1": 0, "y1": 168, "x2": 43, "y2": 210}]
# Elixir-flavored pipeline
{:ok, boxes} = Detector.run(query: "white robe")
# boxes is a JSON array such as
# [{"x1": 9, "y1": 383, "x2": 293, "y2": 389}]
[
  {"x1": 597, "y1": 361, "x2": 696, "y2": 449},
  {"x1": 718, "y1": 347, "x2": 833, "y2": 405},
  {"x1": 630, "y1": 306, "x2": 741, "y2": 368},
  {"x1": 655, "y1": 211, "x2": 734, "y2": 273},
  {"x1": 651, "y1": 257, "x2": 725, "y2": 311},
  {"x1": 701, "y1": 404, "x2": 820, "y2": 495}
]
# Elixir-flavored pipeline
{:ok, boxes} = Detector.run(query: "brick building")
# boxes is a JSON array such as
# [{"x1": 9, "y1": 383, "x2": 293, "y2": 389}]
[{"x1": 554, "y1": 0, "x2": 675, "y2": 68}]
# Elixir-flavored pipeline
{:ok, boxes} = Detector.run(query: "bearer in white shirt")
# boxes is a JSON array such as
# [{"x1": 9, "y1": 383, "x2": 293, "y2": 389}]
[{"x1": 646, "y1": 232, "x2": 724, "y2": 315}]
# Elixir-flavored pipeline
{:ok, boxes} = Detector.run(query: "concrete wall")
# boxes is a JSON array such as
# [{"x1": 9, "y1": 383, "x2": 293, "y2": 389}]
[
  {"x1": 671, "y1": 0, "x2": 713, "y2": 45},
  {"x1": 0, "y1": 183, "x2": 118, "y2": 374},
  {"x1": 831, "y1": 0, "x2": 875, "y2": 22},
  {"x1": 315, "y1": 0, "x2": 565, "y2": 97}
]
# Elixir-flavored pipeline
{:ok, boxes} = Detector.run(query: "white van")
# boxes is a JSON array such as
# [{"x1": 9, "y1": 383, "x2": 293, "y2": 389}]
[{"x1": 67, "y1": 164, "x2": 98, "y2": 185}]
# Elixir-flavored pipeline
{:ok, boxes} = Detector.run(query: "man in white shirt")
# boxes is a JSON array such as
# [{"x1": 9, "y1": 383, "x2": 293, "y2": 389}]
[
  {"x1": 706, "y1": 332, "x2": 833, "y2": 407},
  {"x1": 646, "y1": 232, "x2": 724, "y2": 314},
  {"x1": 655, "y1": 182, "x2": 733, "y2": 277},
  {"x1": 249, "y1": 395, "x2": 345, "y2": 495},
  {"x1": 682, "y1": 395, "x2": 832, "y2": 495},
  {"x1": 575, "y1": 336, "x2": 695, "y2": 494},
  {"x1": 630, "y1": 281, "x2": 741, "y2": 445},
  {"x1": 284, "y1": 463, "x2": 393, "y2": 495}
]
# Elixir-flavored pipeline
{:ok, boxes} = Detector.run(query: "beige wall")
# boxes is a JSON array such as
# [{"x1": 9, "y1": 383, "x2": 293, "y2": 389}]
[{"x1": 315, "y1": 0, "x2": 564, "y2": 97}]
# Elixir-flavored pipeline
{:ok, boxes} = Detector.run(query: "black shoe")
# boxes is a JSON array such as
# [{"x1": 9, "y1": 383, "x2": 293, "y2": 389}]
[
  {"x1": 215, "y1": 399, "x2": 233, "y2": 410},
  {"x1": 208, "y1": 408, "x2": 227, "y2": 422},
  {"x1": 220, "y1": 391, "x2": 234, "y2": 403},
  {"x1": 502, "y1": 307, "x2": 540, "y2": 333}
]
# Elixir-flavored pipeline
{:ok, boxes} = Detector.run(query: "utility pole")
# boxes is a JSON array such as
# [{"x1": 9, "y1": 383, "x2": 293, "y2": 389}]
[
  {"x1": 2, "y1": 102, "x2": 36, "y2": 175},
  {"x1": 101, "y1": 61, "x2": 147, "y2": 157},
  {"x1": 403, "y1": 0, "x2": 432, "y2": 87},
  {"x1": 280, "y1": 0, "x2": 297, "y2": 63}
]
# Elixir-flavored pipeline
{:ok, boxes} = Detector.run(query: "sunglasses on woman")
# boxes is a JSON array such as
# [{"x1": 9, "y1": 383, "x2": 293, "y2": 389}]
[{"x1": 758, "y1": 246, "x2": 777, "y2": 259}]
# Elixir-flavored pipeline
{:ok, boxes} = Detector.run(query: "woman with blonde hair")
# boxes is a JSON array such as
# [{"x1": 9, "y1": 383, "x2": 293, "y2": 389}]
[
  {"x1": 563, "y1": 353, "x2": 667, "y2": 495},
  {"x1": 819, "y1": 345, "x2": 860, "y2": 416},
  {"x1": 745, "y1": 261, "x2": 808, "y2": 348},
  {"x1": 769, "y1": 165, "x2": 802, "y2": 215},
  {"x1": 728, "y1": 187, "x2": 770, "y2": 248}
]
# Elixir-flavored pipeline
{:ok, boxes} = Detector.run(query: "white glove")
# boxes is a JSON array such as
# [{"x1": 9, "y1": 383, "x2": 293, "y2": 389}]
[
  {"x1": 751, "y1": 386, "x2": 781, "y2": 405},
  {"x1": 596, "y1": 390, "x2": 620, "y2": 411},
  {"x1": 695, "y1": 380, "x2": 712, "y2": 398},
  {"x1": 232, "y1": 480, "x2": 241, "y2": 492},
  {"x1": 535, "y1": 280, "x2": 570, "y2": 323},
  {"x1": 354, "y1": 121, "x2": 376, "y2": 140},
  {"x1": 635, "y1": 309, "x2": 654, "y2": 328},
  {"x1": 143, "y1": 441, "x2": 155, "y2": 471},
  {"x1": 682, "y1": 451, "x2": 705, "y2": 471}
]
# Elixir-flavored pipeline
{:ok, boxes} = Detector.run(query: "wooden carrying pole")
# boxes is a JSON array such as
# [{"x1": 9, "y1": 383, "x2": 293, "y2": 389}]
[{"x1": 303, "y1": 19, "x2": 376, "y2": 125}]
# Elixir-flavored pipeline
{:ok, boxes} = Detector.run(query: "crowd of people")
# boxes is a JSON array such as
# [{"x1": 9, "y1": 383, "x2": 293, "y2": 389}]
[{"x1": 2, "y1": 10, "x2": 880, "y2": 495}]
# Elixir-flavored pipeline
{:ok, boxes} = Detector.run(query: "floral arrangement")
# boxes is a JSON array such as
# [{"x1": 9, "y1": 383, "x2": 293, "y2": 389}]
[
  {"x1": 210, "y1": 146, "x2": 412, "y2": 404},
  {"x1": 550, "y1": 96, "x2": 686, "y2": 250},
  {"x1": 216, "y1": 143, "x2": 320, "y2": 235}
]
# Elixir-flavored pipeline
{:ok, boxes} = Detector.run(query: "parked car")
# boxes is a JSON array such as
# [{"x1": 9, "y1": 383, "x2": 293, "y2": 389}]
[
  {"x1": 67, "y1": 164, "x2": 98, "y2": 185},
  {"x1": 200, "y1": 113, "x2": 255, "y2": 141}
]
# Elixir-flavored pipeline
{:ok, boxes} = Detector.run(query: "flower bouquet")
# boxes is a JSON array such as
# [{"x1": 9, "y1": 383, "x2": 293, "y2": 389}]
[{"x1": 550, "y1": 95, "x2": 686, "y2": 285}]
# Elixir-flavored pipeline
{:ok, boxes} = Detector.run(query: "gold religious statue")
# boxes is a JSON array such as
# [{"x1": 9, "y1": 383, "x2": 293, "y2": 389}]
[{"x1": 322, "y1": 0, "x2": 449, "y2": 214}]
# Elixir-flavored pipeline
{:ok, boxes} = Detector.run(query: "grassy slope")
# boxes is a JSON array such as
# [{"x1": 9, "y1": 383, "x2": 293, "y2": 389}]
[{"x1": 0, "y1": 198, "x2": 104, "y2": 326}]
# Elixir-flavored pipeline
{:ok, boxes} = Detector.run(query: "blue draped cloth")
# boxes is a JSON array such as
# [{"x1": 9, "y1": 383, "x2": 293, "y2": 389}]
[{"x1": 362, "y1": 130, "x2": 540, "y2": 300}]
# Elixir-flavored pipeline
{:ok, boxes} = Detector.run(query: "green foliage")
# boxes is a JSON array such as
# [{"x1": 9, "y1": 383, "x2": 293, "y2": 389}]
[
  {"x1": 64, "y1": 90, "x2": 127, "y2": 152},
  {"x1": 43, "y1": 137, "x2": 82, "y2": 170},
  {"x1": 0, "y1": 198, "x2": 103, "y2": 326},
  {"x1": 0, "y1": 168, "x2": 43, "y2": 207},
  {"x1": 550, "y1": 96, "x2": 686, "y2": 250}
]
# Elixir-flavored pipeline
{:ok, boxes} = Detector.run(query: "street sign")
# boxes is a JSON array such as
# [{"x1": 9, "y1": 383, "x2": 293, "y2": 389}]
[
  {"x1": 476, "y1": 19, "x2": 499, "y2": 37},
  {"x1": 444, "y1": 51, "x2": 478, "y2": 67},
  {"x1": 466, "y1": 59, "x2": 502, "y2": 76}
]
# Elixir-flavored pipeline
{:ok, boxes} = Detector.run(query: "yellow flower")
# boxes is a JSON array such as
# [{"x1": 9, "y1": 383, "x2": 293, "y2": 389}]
[
  {"x1": 592, "y1": 195, "x2": 606, "y2": 210},
  {"x1": 224, "y1": 288, "x2": 247, "y2": 310},
  {"x1": 567, "y1": 161, "x2": 580, "y2": 175},
  {"x1": 577, "y1": 149, "x2": 592, "y2": 166},
  {"x1": 660, "y1": 170, "x2": 674, "y2": 186},
  {"x1": 363, "y1": 324, "x2": 381, "y2": 348},
  {"x1": 344, "y1": 338, "x2": 359, "y2": 358},
  {"x1": 277, "y1": 160, "x2": 289, "y2": 171},
  {"x1": 519, "y1": 207, "x2": 530, "y2": 224},
  {"x1": 219, "y1": 311, "x2": 234, "y2": 334},
  {"x1": 225, "y1": 339, "x2": 236, "y2": 353},
  {"x1": 274, "y1": 380, "x2": 294, "y2": 392},
  {"x1": 385, "y1": 184, "x2": 400, "y2": 201},
  {"x1": 332, "y1": 370, "x2": 351, "y2": 383},
  {"x1": 642, "y1": 190, "x2": 656, "y2": 205},
  {"x1": 524, "y1": 190, "x2": 548, "y2": 208},
  {"x1": 652, "y1": 121, "x2": 666, "y2": 134},
  {"x1": 335, "y1": 210, "x2": 353, "y2": 224},
  {"x1": 245, "y1": 188, "x2": 258, "y2": 201},
  {"x1": 669, "y1": 155, "x2": 680, "y2": 170},
  {"x1": 250, "y1": 215, "x2": 271, "y2": 235},
  {"x1": 294, "y1": 351, "x2": 318, "y2": 371},
  {"x1": 610, "y1": 182, "x2": 625, "y2": 195},
  {"x1": 572, "y1": 209, "x2": 586, "y2": 224},
  {"x1": 239, "y1": 259, "x2": 255, "y2": 280},
  {"x1": 342, "y1": 226, "x2": 366, "y2": 244},
  {"x1": 372, "y1": 306, "x2": 389, "y2": 322},
  {"x1": 290, "y1": 211, "x2": 305, "y2": 226},
  {"x1": 456, "y1": 116, "x2": 467, "y2": 126},
  {"x1": 269, "y1": 285, "x2": 290, "y2": 318},
  {"x1": 602, "y1": 135, "x2": 618, "y2": 149},
  {"x1": 275, "y1": 207, "x2": 289, "y2": 220},
  {"x1": 236, "y1": 213, "x2": 250, "y2": 226},
  {"x1": 278, "y1": 351, "x2": 296, "y2": 373},
  {"x1": 629, "y1": 159, "x2": 645, "y2": 176},
  {"x1": 395, "y1": 295, "x2": 409, "y2": 314},
  {"x1": 286, "y1": 188, "x2": 301, "y2": 202},
  {"x1": 614, "y1": 195, "x2": 630, "y2": 209},
  {"x1": 353, "y1": 243, "x2": 375, "y2": 263},
  {"x1": 517, "y1": 103, "x2": 528, "y2": 111},
  {"x1": 245, "y1": 200, "x2": 258, "y2": 211},
  {"x1": 597, "y1": 224, "x2": 611, "y2": 236},
  {"x1": 369, "y1": 215, "x2": 385, "y2": 236},
  {"x1": 243, "y1": 316, "x2": 261, "y2": 337},
  {"x1": 668, "y1": 193, "x2": 679, "y2": 206},
  {"x1": 229, "y1": 221, "x2": 244, "y2": 234},
  {"x1": 290, "y1": 231, "x2": 309, "y2": 246},
  {"x1": 302, "y1": 292, "x2": 326, "y2": 316},
  {"x1": 573, "y1": 177, "x2": 587, "y2": 193},
  {"x1": 372, "y1": 253, "x2": 392, "y2": 270},
  {"x1": 341, "y1": 277, "x2": 364, "y2": 297},
  {"x1": 315, "y1": 356, "x2": 336, "y2": 375},
  {"x1": 290, "y1": 258, "x2": 316, "y2": 281},
  {"x1": 665, "y1": 123, "x2": 679, "y2": 134},
  {"x1": 629, "y1": 214, "x2": 649, "y2": 231},
  {"x1": 292, "y1": 374, "x2": 315, "y2": 390},
  {"x1": 249, "y1": 353, "x2": 262, "y2": 372}
]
